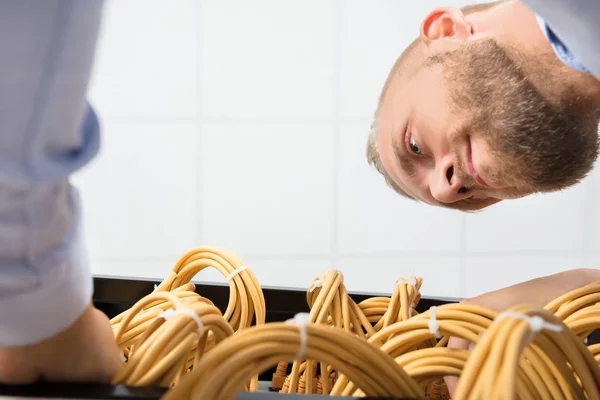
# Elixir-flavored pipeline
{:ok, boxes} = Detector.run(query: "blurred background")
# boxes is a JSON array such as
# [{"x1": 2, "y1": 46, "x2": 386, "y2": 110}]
[{"x1": 72, "y1": 0, "x2": 600, "y2": 299}]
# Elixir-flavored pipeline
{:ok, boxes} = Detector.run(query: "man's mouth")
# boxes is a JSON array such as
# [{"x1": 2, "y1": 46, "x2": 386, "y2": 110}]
[
  {"x1": 466, "y1": 140, "x2": 489, "y2": 188},
  {"x1": 463, "y1": 195, "x2": 485, "y2": 204}
]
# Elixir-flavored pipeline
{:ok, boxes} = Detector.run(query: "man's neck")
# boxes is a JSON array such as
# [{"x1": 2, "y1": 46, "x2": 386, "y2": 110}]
[{"x1": 468, "y1": 0, "x2": 600, "y2": 113}]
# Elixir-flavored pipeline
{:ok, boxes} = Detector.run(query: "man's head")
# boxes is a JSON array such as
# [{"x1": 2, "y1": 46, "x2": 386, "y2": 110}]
[{"x1": 368, "y1": 1, "x2": 600, "y2": 211}]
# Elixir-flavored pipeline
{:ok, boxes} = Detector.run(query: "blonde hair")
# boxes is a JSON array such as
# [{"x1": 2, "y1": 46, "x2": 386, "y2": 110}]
[{"x1": 367, "y1": 121, "x2": 415, "y2": 200}]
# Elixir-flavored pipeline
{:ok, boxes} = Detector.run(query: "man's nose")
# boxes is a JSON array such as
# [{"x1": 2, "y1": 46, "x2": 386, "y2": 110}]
[{"x1": 429, "y1": 159, "x2": 469, "y2": 203}]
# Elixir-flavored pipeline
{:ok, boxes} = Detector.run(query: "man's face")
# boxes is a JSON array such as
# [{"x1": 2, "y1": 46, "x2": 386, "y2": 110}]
[{"x1": 376, "y1": 39, "x2": 599, "y2": 211}]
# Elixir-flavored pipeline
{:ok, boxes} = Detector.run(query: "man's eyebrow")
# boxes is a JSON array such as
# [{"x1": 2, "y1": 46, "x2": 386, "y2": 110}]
[{"x1": 391, "y1": 127, "x2": 416, "y2": 177}]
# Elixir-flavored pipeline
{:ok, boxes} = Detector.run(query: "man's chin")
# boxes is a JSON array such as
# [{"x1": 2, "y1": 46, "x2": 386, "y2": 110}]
[{"x1": 466, "y1": 197, "x2": 503, "y2": 211}]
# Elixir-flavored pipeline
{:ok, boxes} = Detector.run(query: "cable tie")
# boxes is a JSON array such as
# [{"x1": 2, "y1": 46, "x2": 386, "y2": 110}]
[
  {"x1": 226, "y1": 265, "x2": 248, "y2": 282},
  {"x1": 398, "y1": 276, "x2": 417, "y2": 319},
  {"x1": 428, "y1": 306, "x2": 441, "y2": 338},
  {"x1": 309, "y1": 279, "x2": 321, "y2": 293},
  {"x1": 497, "y1": 311, "x2": 562, "y2": 343},
  {"x1": 397, "y1": 276, "x2": 417, "y2": 288},
  {"x1": 158, "y1": 308, "x2": 205, "y2": 337},
  {"x1": 119, "y1": 351, "x2": 127, "y2": 362},
  {"x1": 285, "y1": 313, "x2": 310, "y2": 361}
]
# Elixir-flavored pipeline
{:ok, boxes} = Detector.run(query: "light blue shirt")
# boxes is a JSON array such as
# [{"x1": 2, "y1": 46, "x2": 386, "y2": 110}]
[
  {"x1": 535, "y1": 15, "x2": 590, "y2": 75},
  {"x1": 524, "y1": 0, "x2": 600, "y2": 80},
  {"x1": 0, "y1": 1, "x2": 103, "y2": 346}
]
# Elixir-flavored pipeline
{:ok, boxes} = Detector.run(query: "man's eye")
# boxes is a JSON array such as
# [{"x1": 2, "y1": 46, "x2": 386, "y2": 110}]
[{"x1": 409, "y1": 137, "x2": 422, "y2": 154}]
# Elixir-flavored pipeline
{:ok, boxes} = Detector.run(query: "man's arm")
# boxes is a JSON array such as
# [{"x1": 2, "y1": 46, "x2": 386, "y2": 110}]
[
  {"x1": 0, "y1": 1, "x2": 120, "y2": 383},
  {"x1": 461, "y1": 268, "x2": 600, "y2": 312}
]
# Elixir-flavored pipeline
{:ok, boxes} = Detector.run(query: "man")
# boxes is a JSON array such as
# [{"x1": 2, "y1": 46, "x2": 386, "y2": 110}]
[
  {"x1": 368, "y1": 0, "x2": 600, "y2": 211},
  {"x1": 366, "y1": 0, "x2": 600, "y2": 393},
  {"x1": 0, "y1": 0, "x2": 598, "y2": 390}
]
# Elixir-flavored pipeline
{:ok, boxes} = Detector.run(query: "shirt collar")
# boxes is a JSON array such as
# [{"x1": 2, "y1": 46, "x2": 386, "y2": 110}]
[{"x1": 535, "y1": 14, "x2": 589, "y2": 74}]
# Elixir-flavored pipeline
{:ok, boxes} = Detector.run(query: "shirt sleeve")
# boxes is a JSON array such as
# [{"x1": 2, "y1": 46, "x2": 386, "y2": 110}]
[
  {"x1": 522, "y1": 0, "x2": 600, "y2": 80},
  {"x1": 0, "y1": 1, "x2": 104, "y2": 346}
]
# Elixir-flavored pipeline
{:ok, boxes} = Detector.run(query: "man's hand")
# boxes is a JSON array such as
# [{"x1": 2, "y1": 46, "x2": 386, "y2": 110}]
[
  {"x1": 0, "y1": 304, "x2": 122, "y2": 384},
  {"x1": 445, "y1": 268, "x2": 600, "y2": 394}
]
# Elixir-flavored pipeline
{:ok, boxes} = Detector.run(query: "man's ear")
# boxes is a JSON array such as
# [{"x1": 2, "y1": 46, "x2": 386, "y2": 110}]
[{"x1": 420, "y1": 7, "x2": 472, "y2": 45}]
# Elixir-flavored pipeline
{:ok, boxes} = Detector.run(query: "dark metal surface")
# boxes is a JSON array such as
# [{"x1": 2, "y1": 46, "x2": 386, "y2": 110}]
[
  {"x1": 238, "y1": 393, "x2": 412, "y2": 399},
  {"x1": 0, "y1": 382, "x2": 414, "y2": 399},
  {"x1": 91, "y1": 276, "x2": 458, "y2": 385},
  {"x1": 92, "y1": 276, "x2": 459, "y2": 322},
  {"x1": 0, "y1": 382, "x2": 166, "y2": 399}
]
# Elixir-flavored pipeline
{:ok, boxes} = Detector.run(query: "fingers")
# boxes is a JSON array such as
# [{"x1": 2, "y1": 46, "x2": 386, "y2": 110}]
[
  {"x1": 443, "y1": 332, "x2": 472, "y2": 396},
  {"x1": 0, "y1": 349, "x2": 40, "y2": 384},
  {"x1": 0, "y1": 305, "x2": 122, "y2": 385},
  {"x1": 444, "y1": 375, "x2": 459, "y2": 395}
]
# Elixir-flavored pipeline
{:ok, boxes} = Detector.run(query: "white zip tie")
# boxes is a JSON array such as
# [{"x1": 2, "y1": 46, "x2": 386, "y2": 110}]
[
  {"x1": 226, "y1": 265, "x2": 248, "y2": 282},
  {"x1": 428, "y1": 306, "x2": 441, "y2": 338},
  {"x1": 398, "y1": 276, "x2": 417, "y2": 318},
  {"x1": 309, "y1": 279, "x2": 322, "y2": 293},
  {"x1": 310, "y1": 269, "x2": 343, "y2": 293},
  {"x1": 119, "y1": 351, "x2": 127, "y2": 362},
  {"x1": 286, "y1": 313, "x2": 310, "y2": 361},
  {"x1": 158, "y1": 308, "x2": 205, "y2": 337},
  {"x1": 397, "y1": 276, "x2": 417, "y2": 288},
  {"x1": 497, "y1": 311, "x2": 562, "y2": 343}
]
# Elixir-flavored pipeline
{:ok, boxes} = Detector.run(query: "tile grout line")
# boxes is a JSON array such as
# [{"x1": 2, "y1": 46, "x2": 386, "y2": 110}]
[
  {"x1": 582, "y1": 178, "x2": 593, "y2": 268},
  {"x1": 90, "y1": 115, "x2": 371, "y2": 125},
  {"x1": 459, "y1": 213, "x2": 468, "y2": 298},
  {"x1": 94, "y1": 247, "x2": 597, "y2": 264},
  {"x1": 195, "y1": 0, "x2": 204, "y2": 246},
  {"x1": 330, "y1": 0, "x2": 343, "y2": 269}
]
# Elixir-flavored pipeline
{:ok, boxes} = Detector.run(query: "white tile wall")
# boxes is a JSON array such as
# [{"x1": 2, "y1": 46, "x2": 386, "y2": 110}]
[
  {"x1": 89, "y1": 0, "x2": 198, "y2": 118},
  {"x1": 465, "y1": 184, "x2": 587, "y2": 252},
  {"x1": 72, "y1": 120, "x2": 198, "y2": 260},
  {"x1": 78, "y1": 0, "x2": 595, "y2": 300},
  {"x1": 239, "y1": 259, "x2": 332, "y2": 289},
  {"x1": 584, "y1": 160, "x2": 600, "y2": 251},
  {"x1": 463, "y1": 254, "x2": 585, "y2": 298},
  {"x1": 338, "y1": 123, "x2": 463, "y2": 253},
  {"x1": 201, "y1": 0, "x2": 336, "y2": 118},
  {"x1": 339, "y1": 0, "x2": 466, "y2": 118},
  {"x1": 200, "y1": 123, "x2": 334, "y2": 256},
  {"x1": 339, "y1": 256, "x2": 462, "y2": 298}
]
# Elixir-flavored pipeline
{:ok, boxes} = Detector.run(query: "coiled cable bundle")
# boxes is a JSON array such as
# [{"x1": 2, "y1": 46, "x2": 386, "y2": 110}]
[
  {"x1": 111, "y1": 291, "x2": 233, "y2": 388},
  {"x1": 273, "y1": 270, "x2": 425, "y2": 394},
  {"x1": 154, "y1": 246, "x2": 266, "y2": 331},
  {"x1": 272, "y1": 269, "x2": 376, "y2": 394},
  {"x1": 106, "y1": 251, "x2": 600, "y2": 400},
  {"x1": 454, "y1": 304, "x2": 600, "y2": 400},
  {"x1": 545, "y1": 281, "x2": 600, "y2": 371},
  {"x1": 331, "y1": 303, "x2": 496, "y2": 397},
  {"x1": 111, "y1": 285, "x2": 216, "y2": 358},
  {"x1": 163, "y1": 314, "x2": 424, "y2": 400},
  {"x1": 109, "y1": 246, "x2": 265, "y2": 391},
  {"x1": 359, "y1": 276, "x2": 423, "y2": 331}
]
